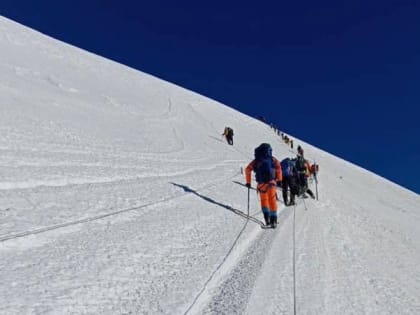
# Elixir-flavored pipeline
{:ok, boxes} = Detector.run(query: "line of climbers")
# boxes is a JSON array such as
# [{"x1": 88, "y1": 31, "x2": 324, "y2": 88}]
[
  {"x1": 222, "y1": 124, "x2": 294, "y2": 151},
  {"x1": 280, "y1": 133, "x2": 293, "y2": 149},
  {"x1": 245, "y1": 143, "x2": 318, "y2": 228},
  {"x1": 257, "y1": 116, "x2": 291, "y2": 148},
  {"x1": 267, "y1": 120, "x2": 294, "y2": 150}
]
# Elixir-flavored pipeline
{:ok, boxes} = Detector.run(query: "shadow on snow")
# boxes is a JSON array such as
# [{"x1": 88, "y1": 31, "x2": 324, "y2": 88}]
[{"x1": 170, "y1": 182, "x2": 264, "y2": 227}]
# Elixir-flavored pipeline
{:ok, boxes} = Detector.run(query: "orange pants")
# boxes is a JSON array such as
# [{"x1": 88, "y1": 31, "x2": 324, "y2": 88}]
[{"x1": 257, "y1": 183, "x2": 278, "y2": 213}]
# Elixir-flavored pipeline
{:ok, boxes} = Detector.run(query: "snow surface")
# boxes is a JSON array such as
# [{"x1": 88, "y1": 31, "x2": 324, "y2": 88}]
[{"x1": 0, "y1": 16, "x2": 419, "y2": 315}]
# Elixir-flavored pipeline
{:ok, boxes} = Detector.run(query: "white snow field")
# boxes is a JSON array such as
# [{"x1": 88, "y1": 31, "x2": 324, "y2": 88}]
[{"x1": 0, "y1": 16, "x2": 419, "y2": 315}]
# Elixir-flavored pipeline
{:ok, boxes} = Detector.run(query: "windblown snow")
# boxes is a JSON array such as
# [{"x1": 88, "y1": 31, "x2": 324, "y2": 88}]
[{"x1": 0, "y1": 16, "x2": 419, "y2": 315}]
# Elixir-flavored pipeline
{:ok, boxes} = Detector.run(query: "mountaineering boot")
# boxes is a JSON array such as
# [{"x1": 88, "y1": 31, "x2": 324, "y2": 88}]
[
  {"x1": 264, "y1": 213, "x2": 270, "y2": 226},
  {"x1": 282, "y1": 191, "x2": 288, "y2": 207},
  {"x1": 289, "y1": 196, "x2": 295, "y2": 206},
  {"x1": 307, "y1": 189, "x2": 315, "y2": 199},
  {"x1": 270, "y1": 216, "x2": 277, "y2": 229}
]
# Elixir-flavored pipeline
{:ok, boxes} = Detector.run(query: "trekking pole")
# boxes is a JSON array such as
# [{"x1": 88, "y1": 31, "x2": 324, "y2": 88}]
[
  {"x1": 292, "y1": 202, "x2": 297, "y2": 315},
  {"x1": 247, "y1": 187, "x2": 250, "y2": 217}
]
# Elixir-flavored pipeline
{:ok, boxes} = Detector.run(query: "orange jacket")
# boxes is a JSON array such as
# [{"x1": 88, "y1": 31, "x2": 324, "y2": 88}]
[{"x1": 245, "y1": 157, "x2": 282, "y2": 185}]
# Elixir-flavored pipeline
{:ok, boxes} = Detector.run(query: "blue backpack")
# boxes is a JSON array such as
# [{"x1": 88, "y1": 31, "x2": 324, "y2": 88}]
[
  {"x1": 253, "y1": 143, "x2": 275, "y2": 183},
  {"x1": 281, "y1": 158, "x2": 295, "y2": 177}
]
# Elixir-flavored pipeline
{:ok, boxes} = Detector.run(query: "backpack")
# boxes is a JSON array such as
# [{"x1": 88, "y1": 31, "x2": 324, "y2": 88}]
[
  {"x1": 281, "y1": 158, "x2": 294, "y2": 177},
  {"x1": 253, "y1": 143, "x2": 275, "y2": 183},
  {"x1": 295, "y1": 156, "x2": 306, "y2": 173},
  {"x1": 227, "y1": 128, "x2": 233, "y2": 137}
]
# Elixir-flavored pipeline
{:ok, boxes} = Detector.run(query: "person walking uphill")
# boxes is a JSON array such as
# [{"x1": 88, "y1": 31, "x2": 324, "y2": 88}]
[
  {"x1": 280, "y1": 157, "x2": 299, "y2": 206},
  {"x1": 222, "y1": 127, "x2": 234, "y2": 145},
  {"x1": 295, "y1": 154, "x2": 315, "y2": 199},
  {"x1": 245, "y1": 143, "x2": 282, "y2": 228}
]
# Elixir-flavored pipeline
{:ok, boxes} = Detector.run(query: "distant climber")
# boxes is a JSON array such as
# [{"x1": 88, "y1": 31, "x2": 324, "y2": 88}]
[{"x1": 222, "y1": 127, "x2": 234, "y2": 145}]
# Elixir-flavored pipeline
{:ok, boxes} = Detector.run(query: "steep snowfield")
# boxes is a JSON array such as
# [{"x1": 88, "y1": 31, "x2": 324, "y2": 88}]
[{"x1": 0, "y1": 16, "x2": 419, "y2": 314}]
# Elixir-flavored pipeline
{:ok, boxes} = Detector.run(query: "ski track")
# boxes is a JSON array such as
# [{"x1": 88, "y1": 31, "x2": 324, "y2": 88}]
[
  {"x1": 0, "y1": 174, "x2": 267, "y2": 315},
  {"x1": 0, "y1": 169, "x2": 242, "y2": 243},
  {"x1": 1, "y1": 119, "x2": 245, "y2": 238}
]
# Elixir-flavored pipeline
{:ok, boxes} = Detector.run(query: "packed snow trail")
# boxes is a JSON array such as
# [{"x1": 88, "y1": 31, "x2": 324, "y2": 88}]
[{"x1": 196, "y1": 206, "x2": 295, "y2": 315}]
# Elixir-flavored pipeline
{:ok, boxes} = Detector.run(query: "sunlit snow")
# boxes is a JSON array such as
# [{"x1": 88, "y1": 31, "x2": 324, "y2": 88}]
[{"x1": 0, "y1": 16, "x2": 419, "y2": 315}]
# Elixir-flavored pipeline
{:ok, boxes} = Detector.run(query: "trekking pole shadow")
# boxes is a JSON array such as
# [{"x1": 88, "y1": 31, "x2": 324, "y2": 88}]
[
  {"x1": 171, "y1": 182, "x2": 265, "y2": 227},
  {"x1": 208, "y1": 135, "x2": 225, "y2": 143}
]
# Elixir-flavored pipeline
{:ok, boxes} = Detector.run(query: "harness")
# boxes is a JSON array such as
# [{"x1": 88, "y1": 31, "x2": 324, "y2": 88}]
[{"x1": 257, "y1": 181, "x2": 276, "y2": 193}]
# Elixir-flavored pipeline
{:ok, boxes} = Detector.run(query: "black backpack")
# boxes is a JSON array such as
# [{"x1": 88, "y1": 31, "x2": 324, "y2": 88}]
[
  {"x1": 295, "y1": 156, "x2": 306, "y2": 173},
  {"x1": 253, "y1": 143, "x2": 275, "y2": 183}
]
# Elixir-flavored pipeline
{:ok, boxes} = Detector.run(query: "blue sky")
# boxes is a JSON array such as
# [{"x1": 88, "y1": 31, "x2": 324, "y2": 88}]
[{"x1": 1, "y1": 0, "x2": 419, "y2": 194}]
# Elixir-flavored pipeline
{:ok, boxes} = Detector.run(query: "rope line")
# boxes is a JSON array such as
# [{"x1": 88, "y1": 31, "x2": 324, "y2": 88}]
[
  {"x1": 184, "y1": 203, "x2": 250, "y2": 315},
  {"x1": 293, "y1": 202, "x2": 297, "y2": 315},
  {"x1": 1, "y1": 171, "x2": 241, "y2": 243}
]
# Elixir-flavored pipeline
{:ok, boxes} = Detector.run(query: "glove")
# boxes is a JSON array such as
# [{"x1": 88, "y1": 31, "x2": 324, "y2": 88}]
[
  {"x1": 277, "y1": 181, "x2": 282, "y2": 188},
  {"x1": 245, "y1": 183, "x2": 251, "y2": 188}
]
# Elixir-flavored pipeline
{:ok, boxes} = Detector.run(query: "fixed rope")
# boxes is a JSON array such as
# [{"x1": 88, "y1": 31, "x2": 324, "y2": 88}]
[{"x1": 292, "y1": 202, "x2": 297, "y2": 315}]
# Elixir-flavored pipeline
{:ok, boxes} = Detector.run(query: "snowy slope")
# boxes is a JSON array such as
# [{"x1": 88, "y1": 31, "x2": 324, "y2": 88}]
[{"x1": 0, "y1": 16, "x2": 419, "y2": 315}]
